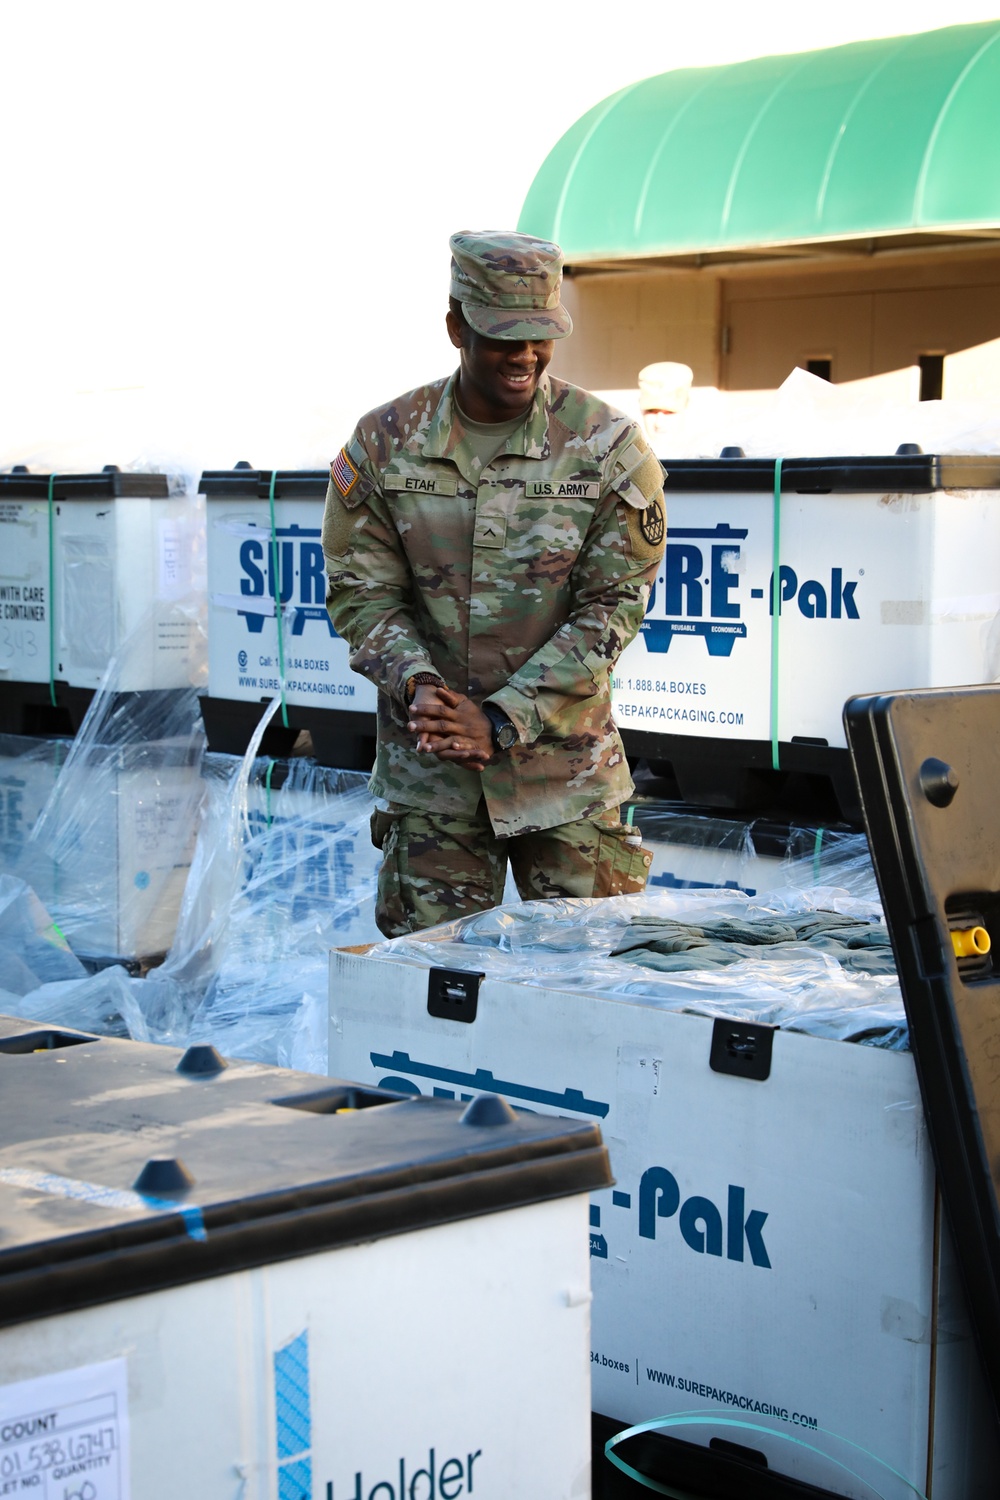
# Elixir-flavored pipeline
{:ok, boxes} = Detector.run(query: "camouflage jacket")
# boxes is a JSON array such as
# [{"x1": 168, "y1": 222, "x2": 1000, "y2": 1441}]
[{"x1": 323, "y1": 371, "x2": 666, "y2": 836}]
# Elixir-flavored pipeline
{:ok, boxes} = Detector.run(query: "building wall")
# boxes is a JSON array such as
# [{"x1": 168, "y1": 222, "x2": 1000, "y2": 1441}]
[
  {"x1": 550, "y1": 246, "x2": 1000, "y2": 398},
  {"x1": 550, "y1": 270, "x2": 720, "y2": 390}
]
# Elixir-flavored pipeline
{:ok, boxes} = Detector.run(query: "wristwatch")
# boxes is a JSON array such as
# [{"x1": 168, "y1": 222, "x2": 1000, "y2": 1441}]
[{"x1": 482, "y1": 703, "x2": 518, "y2": 752}]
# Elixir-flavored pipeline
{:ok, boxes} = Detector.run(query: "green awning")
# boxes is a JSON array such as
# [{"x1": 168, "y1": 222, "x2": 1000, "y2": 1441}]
[{"x1": 518, "y1": 21, "x2": 1000, "y2": 266}]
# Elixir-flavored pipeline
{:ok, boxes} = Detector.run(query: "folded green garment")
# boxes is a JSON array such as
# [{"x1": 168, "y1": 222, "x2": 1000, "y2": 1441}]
[{"x1": 609, "y1": 911, "x2": 895, "y2": 976}]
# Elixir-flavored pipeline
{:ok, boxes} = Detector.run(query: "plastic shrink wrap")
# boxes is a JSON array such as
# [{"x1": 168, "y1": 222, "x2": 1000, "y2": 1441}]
[
  {"x1": 14, "y1": 614, "x2": 208, "y2": 964},
  {"x1": 0, "y1": 874, "x2": 148, "y2": 1039},
  {"x1": 625, "y1": 797, "x2": 876, "y2": 900},
  {"x1": 139, "y1": 698, "x2": 381, "y2": 1070},
  {"x1": 366, "y1": 887, "x2": 908, "y2": 1048}
]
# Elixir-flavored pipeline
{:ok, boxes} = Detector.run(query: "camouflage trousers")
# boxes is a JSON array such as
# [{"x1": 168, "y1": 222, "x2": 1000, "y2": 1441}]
[{"x1": 371, "y1": 799, "x2": 653, "y2": 939}]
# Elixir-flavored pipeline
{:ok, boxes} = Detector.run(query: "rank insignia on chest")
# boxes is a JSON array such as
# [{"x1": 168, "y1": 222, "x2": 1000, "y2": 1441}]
[
  {"x1": 332, "y1": 447, "x2": 359, "y2": 498},
  {"x1": 474, "y1": 512, "x2": 507, "y2": 548}
]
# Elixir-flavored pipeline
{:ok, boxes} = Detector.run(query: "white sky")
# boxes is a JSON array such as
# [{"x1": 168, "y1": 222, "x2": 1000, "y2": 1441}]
[{"x1": 2, "y1": 0, "x2": 999, "y2": 472}]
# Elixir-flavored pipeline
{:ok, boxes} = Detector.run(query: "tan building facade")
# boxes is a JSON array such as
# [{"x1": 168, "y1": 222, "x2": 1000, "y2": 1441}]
[{"x1": 552, "y1": 243, "x2": 1000, "y2": 401}]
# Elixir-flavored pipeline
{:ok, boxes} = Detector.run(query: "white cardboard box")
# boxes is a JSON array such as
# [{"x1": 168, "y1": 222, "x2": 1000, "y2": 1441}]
[
  {"x1": 0, "y1": 480, "x2": 203, "y2": 693},
  {"x1": 55, "y1": 491, "x2": 203, "y2": 692},
  {"x1": 206, "y1": 491, "x2": 376, "y2": 715},
  {"x1": 0, "y1": 1197, "x2": 590, "y2": 1500},
  {"x1": 0, "y1": 735, "x2": 68, "y2": 867},
  {"x1": 0, "y1": 495, "x2": 53, "y2": 688},
  {"x1": 329, "y1": 950, "x2": 1000, "y2": 1498},
  {"x1": 0, "y1": 1029, "x2": 601, "y2": 1500},
  {"x1": 14, "y1": 744, "x2": 203, "y2": 961},
  {"x1": 613, "y1": 475, "x2": 1000, "y2": 750}
]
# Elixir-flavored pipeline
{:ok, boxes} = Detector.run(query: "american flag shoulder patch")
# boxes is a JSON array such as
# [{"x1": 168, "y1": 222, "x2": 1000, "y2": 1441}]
[{"x1": 332, "y1": 447, "x2": 359, "y2": 498}]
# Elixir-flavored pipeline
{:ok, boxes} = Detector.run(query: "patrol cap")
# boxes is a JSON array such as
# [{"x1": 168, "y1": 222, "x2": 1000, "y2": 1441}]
[
  {"x1": 638, "y1": 361, "x2": 693, "y2": 413},
  {"x1": 449, "y1": 230, "x2": 573, "y2": 342}
]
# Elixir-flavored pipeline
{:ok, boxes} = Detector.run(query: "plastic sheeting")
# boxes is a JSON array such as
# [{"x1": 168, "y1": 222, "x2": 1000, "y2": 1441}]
[
  {"x1": 137, "y1": 698, "x2": 381, "y2": 1066},
  {"x1": 627, "y1": 798, "x2": 876, "y2": 902},
  {"x1": 0, "y1": 875, "x2": 147, "y2": 1040},
  {"x1": 367, "y1": 887, "x2": 908, "y2": 1046},
  {"x1": 0, "y1": 734, "x2": 70, "y2": 870},
  {"x1": 1, "y1": 690, "x2": 895, "y2": 1064},
  {"x1": 2, "y1": 689, "x2": 383, "y2": 1067},
  {"x1": 15, "y1": 642, "x2": 207, "y2": 961}
]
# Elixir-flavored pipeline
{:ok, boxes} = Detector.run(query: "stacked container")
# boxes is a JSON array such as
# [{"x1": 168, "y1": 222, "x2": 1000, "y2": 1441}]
[
  {"x1": 0, "y1": 467, "x2": 203, "y2": 735},
  {"x1": 614, "y1": 450, "x2": 1000, "y2": 821},
  {"x1": 201, "y1": 465, "x2": 376, "y2": 767}
]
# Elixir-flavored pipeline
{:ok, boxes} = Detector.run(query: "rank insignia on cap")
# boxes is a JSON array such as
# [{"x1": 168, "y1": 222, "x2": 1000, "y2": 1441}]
[{"x1": 332, "y1": 447, "x2": 359, "y2": 498}]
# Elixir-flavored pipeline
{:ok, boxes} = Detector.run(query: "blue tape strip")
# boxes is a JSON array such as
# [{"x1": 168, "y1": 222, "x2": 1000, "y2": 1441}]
[
  {"x1": 0, "y1": 1166, "x2": 207, "y2": 1242},
  {"x1": 275, "y1": 1330, "x2": 312, "y2": 1460},
  {"x1": 277, "y1": 1459, "x2": 312, "y2": 1500},
  {"x1": 605, "y1": 1412, "x2": 928, "y2": 1499}
]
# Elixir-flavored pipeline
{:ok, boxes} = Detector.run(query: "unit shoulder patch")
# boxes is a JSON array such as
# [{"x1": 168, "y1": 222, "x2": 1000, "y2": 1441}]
[
  {"x1": 624, "y1": 495, "x2": 667, "y2": 562},
  {"x1": 639, "y1": 498, "x2": 666, "y2": 546}
]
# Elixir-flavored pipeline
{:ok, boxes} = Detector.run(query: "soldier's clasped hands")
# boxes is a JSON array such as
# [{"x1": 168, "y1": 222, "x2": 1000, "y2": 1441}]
[{"x1": 407, "y1": 684, "x2": 493, "y2": 772}]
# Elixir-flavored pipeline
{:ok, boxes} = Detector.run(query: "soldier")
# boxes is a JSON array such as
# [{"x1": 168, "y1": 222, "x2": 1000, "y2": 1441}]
[{"x1": 323, "y1": 229, "x2": 666, "y2": 937}]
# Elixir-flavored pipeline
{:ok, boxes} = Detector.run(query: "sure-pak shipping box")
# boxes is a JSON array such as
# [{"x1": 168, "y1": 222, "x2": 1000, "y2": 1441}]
[
  {"x1": 329, "y1": 949, "x2": 1000, "y2": 1498},
  {"x1": 201, "y1": 468, "x2": 376, "y2": 765},
  {"x1": 614, "y1": 452, "x2": 1000, "y2": 818}
]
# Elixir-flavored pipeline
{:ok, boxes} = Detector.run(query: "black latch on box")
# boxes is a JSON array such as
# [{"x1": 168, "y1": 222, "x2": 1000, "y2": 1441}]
[
  {"x1": 427, "y1": 967, "x2": 484, "y2": 1023},
  {"x1": 709, "y1": 1020, "x2": 774, "y2": 1081}
]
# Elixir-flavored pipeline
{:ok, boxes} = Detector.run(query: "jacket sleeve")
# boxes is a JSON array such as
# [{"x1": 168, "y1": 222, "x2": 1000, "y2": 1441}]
[
  {"x1": 322, "y1": 441, "x2": 442, "y2": 723},
  {"x1": 486, "y1": 429, "x2": 666, "y2": 745}
]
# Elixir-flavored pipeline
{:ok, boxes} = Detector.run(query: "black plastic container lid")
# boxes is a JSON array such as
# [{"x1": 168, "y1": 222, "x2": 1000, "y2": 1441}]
[
  {"x1": 0, "y1": 469, "x2": 169, "y2": 499},
  {"x1": 0, "y1": 1017, "x2": 610, "y2": 1329},
  {"x1": 845, "y1": 684, "x2": 1000, "y2": 1422},
  {"x1": 659, "y1": 453, "x2": 1000, "y2": 494},
  {"x1": 199, "y1": 467, "x2": 330, "y2": 499}
]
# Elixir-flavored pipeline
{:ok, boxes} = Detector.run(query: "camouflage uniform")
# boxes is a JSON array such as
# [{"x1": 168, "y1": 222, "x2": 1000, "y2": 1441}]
[{"x1": 324, "y1": 232, "x2": 666, "y2": 936}]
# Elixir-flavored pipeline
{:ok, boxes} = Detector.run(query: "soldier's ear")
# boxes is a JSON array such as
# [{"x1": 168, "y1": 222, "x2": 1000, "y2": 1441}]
[{"x1": 445, "y1": 308, "x2": 466, "y2": 351}]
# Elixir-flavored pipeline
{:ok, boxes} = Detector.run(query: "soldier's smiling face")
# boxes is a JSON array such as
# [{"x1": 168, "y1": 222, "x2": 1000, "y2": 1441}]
[{"x1": 447, "y1": 308, "x2": 553, "y2": 424}]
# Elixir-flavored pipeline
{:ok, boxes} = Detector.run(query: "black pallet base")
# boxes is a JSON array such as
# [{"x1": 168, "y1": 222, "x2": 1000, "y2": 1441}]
[
  {"x1": 0, "y1": 682, "x2": 196, "y2": 741},
  {"x1": 199, "y1": 695, "x2": 377, "y2": 773},
  {"x1": 592, "y1": 1413, "x2": 841, "y2": 1500},
  {"x1": 621, "y1": 730, "x2": 863, "y2": 827},
  {"x1": 0, "y1": 680, "x2": 102, "y2": 738}
]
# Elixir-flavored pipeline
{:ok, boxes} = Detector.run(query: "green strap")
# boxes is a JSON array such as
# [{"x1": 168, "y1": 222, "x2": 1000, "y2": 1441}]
[
  {"x1": 264, "y1": 758, "x2": 276, "y2": 828},
  {"x1": 812, "y1": 825, "x2": 825, "y2": 883},
  {"x1": 769, "y1": 457, "x2": 783, "y2": 772},
  {"x1": 625, "y1": 804, "x2": 636, "y2": 827},
  {"x1": 47, "y1": 473, "x2": 58, "y2": 707},
  {"x1": 605, "y1": 1412, "x2": 928, "y2": 1499},
  {"x1": 267, "y1": 470, "x2": 289, "y2": 728}
]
